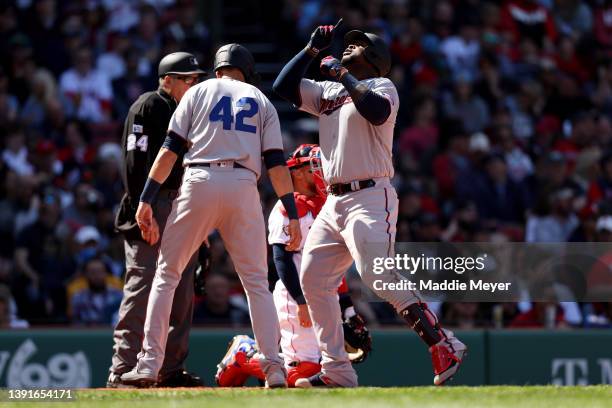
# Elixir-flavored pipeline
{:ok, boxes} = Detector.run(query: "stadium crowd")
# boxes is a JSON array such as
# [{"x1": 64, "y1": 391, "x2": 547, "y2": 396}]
[{"x1": 0, "y1": 0, "x2": 611, "y2": 330}]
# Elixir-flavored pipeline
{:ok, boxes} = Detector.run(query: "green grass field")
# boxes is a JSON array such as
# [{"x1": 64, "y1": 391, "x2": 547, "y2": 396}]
[{"x1": 3, "y1": 386, "x2": 612, "y2": 408}]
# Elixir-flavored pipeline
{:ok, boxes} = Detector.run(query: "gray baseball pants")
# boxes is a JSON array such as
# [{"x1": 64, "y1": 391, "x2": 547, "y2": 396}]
[
  {"x1": 300, "y1": 178, "x2": 462, "y2": 387},
  {"x1": 110, "y1": 190, "x2": 197, "y2": 379},
  {"x1": 134, "y1": 166, "x2": 283, "y2": 377}
]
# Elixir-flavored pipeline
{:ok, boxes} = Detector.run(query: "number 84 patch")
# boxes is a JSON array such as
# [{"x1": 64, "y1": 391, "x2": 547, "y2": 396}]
[{"x1": 127, "y1": 134, "x2": 148, "y2": 152}]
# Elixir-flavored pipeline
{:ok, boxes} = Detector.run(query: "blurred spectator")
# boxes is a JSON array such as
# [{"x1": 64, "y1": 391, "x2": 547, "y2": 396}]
[
  {"x1": 500, "y1": 0, "x2": 558, "y2": 49},
  {"x1": 73, "y1": 225, "x2": 103, "y2": 266},
  {"x1": 585, "y1": 151, "x2": 612, "y2": 210},
  {"x1": 23, "y1": 0, "x2": 66, "y2": 76},
  {"x1": 510, "y1": 302, "x2": 567, "y2": 328},
  {"x1": 459, "y1": 153, "x2": 529, "y2": 226},
  {"x1": 165, "y1": 0, "x2": 210, "y2": 56},
  {"x1": 0, "y1": 173, "x2": 38, "y2": 249},
  {"x1": 97, "y1": 31, "x2": 129, "y2": 81},
  {"x1": 111, "y1": 49, "x2": 154, "y2": 120},
  {"x1": 526, "y1": 187, "x2": 579, "y2": 241},
  {"x1": 442, "y1": 72, "x2": 490, "y2": 133},
  {"x1": 553, "y1": 0, "x2": 593, "y2": 39},
  {"x1": 442, "y1": 200, "x2": 481, "y2": 242},
  {"x1": 2, "y1": 124, "x2": 34, "y2": 176},
  {"x1": 594, "y1": 0, "x2": 612, "y2": 54},
  {"x1": 69, "y1": 257, "x2": 122, "y2": 326},
  {"x1": 193, "y1": 273, "x2": 250, "y2": 326},
  {"x1": 440, "y1": 21, "x2": 481, "y2": 79},
  {"x1": 432, "y1": 126, "x2": 470, "y2": 199},
  {"x1": 131, "y1": 5, "x2": 162, "y2": 67},
  {"x1": 20, "y1": 68, "x2": 58, "y2": 131},
  {"x1": 59, "y1": 46, "x2": 113, "y2": 123},
  {"x1": 56, "y1": 120, "x2": 96, "y2": 187},
  {"x1": 441, "y1": 302, "x2": 481, "y2": 329},
  {"x1": 62, "y1": 183, "x2": 100, "y2": 230},
  {"x1": 582, "y1": 302, "x2": 612, "y2": 328},
  {"x1": 13, "y1": 193, "x2": 73, "y2": 321},
  {"x1": 0, "y1": 68, "x2": 19, "y2": 127},
  {"x1": 398, "y1": 95, "x2": 438, "y2": 160},
  {"x1": 496, "y1": 125, "x2": 534, "y2": 182}
]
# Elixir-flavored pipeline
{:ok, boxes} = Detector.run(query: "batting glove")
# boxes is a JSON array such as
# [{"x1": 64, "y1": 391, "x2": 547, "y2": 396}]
[
  {"x1": 320, "y1": 56, "x2": 345, "y2": 80},
  {"x1": 306, "y1": 19, "x2": 342, "y2": 55}
]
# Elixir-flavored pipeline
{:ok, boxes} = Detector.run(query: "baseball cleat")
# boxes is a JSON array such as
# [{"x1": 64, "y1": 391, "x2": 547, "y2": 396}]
[
  {"x1": 120, "y1": 369, "x2": 157, "y2": 388},
  {"x1": 430, "y1": 343, "x2": 467, "y2": 385},
  {"x1": 294, "y1": 372, "x2": 336, "y2": 388},
  {"x1": 264, "y1": 369, "x2": 287, "y2": 389},
  {"x1": 106, "y1": 372, "x2": 124, "y2": 388},
  {"x1": 215, "y1": 335, "x2": 256, "y2": 383}
]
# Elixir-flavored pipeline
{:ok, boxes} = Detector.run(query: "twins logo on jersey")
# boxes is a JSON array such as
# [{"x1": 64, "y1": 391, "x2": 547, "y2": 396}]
[{"x1": 320, "y1": 94, "x2": 352, "y2": 116}]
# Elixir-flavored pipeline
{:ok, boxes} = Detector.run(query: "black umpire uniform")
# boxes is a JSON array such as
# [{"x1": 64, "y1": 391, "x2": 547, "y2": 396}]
[{"x1": 109, "y1": 52, "x2": 205, "y2": 387}]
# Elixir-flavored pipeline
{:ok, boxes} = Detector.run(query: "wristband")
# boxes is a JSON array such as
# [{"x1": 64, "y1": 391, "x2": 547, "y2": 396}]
[
  {"x1": 140, "y1": 177, "x2": 161, "y2": 204},
  {"x1": 280, "y1": 193, "x2": 299, "y2": 220},
  {"x1": 305, "y1": 46, "x2": 319, "y2": 57}
]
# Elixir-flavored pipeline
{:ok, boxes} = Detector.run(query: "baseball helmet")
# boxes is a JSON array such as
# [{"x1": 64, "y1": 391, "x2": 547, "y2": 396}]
[
  {"x1": 214, "y1": 43, "x2": 259, "y2": 85},
  {"x1": 158, "y1": 52, "x2": 207, "y2": 77},
  {"x1": 287, "y1": 144, "x2": 327, "y2": 197},
  {"x1": 344, "y1": 30, "x2": 391, "y2": 77}
]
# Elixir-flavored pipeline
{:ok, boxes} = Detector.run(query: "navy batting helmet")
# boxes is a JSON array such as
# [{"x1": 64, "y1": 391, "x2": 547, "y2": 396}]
[
  {"x1": 158, "y1": 52, "x2": 207, "y2": 77},
  {"x1": 214, "y1": 43, "x2": 260, "y2": 85},
  {"x1": 344, "y1": 30, "x2": 391, "y2": 77}
]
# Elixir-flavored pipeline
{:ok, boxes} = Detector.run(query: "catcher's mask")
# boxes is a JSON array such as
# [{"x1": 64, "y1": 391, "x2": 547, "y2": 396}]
[{"x1": 287, "y1": 144, "x2": 327, "y2": 197}]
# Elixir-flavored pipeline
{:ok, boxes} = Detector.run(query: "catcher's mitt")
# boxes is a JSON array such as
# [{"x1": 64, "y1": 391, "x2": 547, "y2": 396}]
[{"x1": 342, "y1": 314, "x2": 372, "y2": 364}]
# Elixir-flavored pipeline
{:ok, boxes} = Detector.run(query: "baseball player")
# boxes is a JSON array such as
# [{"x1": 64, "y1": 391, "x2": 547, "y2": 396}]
[
  {"x1": 273, "y1": 21, "x2": 467, "y2": 387},
  {"x1": 214, "y1": 145, "x2": 372, "y2": 388},
  {"x1": 109, "y1": 52, "x2": 206, "y2": 388},
  {"x1": 121, "y1": 43, "x2": 301, "y2": 389}
]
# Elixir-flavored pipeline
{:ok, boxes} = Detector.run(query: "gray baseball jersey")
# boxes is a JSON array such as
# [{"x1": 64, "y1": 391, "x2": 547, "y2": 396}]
[
  {"x1": 169, "y1": 77, "x2": 283, "y2": 177},
  {"x1": 298, "y1": 78, "x2": 399, "y2": 185}
]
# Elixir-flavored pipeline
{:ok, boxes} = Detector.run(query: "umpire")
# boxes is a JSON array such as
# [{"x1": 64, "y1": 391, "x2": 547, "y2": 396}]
[{"x1": 108, "y1": 52, "x2": 206, "y2": 388}]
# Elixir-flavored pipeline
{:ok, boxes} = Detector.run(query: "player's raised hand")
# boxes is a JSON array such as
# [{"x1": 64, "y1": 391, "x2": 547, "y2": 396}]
[
  {"x1": 320, "y1": 56, "x2": 347, "y2": 80},
  {"x1": 298, "y1": 304, "x2": 312, "y2": 328},
  {"x1": 136, "y1": 202, "x2": 160, "y2": 245},
  {"x1": 306, "y1": 18, "x2": 343, "y2": 54},
  {"x1": 285, "y1": 219, "x2": 302, "y2": 252}
]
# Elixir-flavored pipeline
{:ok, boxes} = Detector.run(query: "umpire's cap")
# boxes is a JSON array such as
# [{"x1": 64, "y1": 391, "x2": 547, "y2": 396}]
[
  {"x1": 344, "y1": 30, "x2": 391, "y2": 77},
  {"x1": 158, "y1": 52, "x2": 207, "y2": 77},
  {"x1": 214, "y1": 43, "x2": 259, "y2": 85}
]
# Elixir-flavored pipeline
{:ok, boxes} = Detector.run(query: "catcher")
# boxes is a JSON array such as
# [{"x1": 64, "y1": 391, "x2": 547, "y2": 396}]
[{"x1": 215, "y1": 145, "x2": 371, "y2": 387}]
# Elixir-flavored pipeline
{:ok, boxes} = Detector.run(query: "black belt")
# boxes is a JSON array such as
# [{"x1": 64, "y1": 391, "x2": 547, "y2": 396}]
[
  {"x1": 189, "y1": 162, "x2": 247, "y2": 170},
  {"x1": 328, "y1": 179, "x2": 375, "y2": 196}
]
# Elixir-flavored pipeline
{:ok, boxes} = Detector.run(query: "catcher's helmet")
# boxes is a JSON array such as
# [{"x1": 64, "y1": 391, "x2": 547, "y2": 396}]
[
  {"x1": 214, "y1": 43, "x2": 259, "y2": 85},
  {"x1": 158, "y1": 52, "x2": 207, "y2": 77},
  {"x1": 344, "y1": 30, "x2": 391, "y2": 77},
  {"x1": 287, "y1": 144, "x2": 327, "y2": 197}
]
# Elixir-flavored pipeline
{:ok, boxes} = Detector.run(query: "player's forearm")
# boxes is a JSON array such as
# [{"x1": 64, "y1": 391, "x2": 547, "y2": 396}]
[
  {"x1": 272, "y1": 48, "x2": 314, "y2": 107},
  {"x1": 139, "y1": 148, "x2": 178, "y2": 203},
  {"x1": 267, "y1": 164, "x2": 299, "y2": 221},
  {"x1": 150, "y1": 148, "x2": 178, "y2": 183},
  {"x1": 339, "y1": 72, "x2": 391, "y2": 125},
  {"x1": 268, "y1": 165, "x2": 294, "y2": 197},
  {"x1": 272, "y1": 244, "x2": 306, "y2": 305}
]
